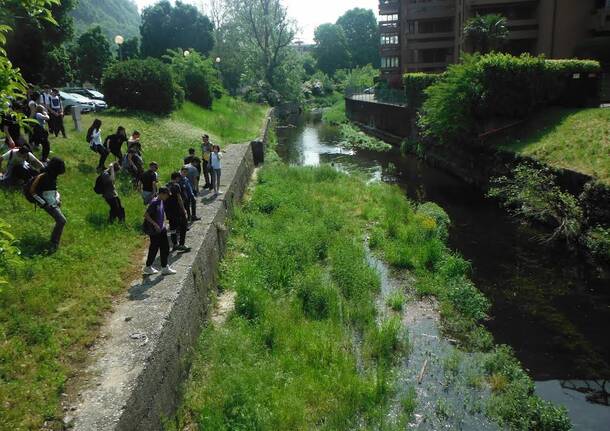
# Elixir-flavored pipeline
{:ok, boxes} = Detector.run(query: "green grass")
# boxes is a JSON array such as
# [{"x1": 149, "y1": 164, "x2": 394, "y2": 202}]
[
  {"x1": 498, "y1": 107, "x2": 610, "y2": 184},
  {"x1": 321, "y1": 97, "x2": 347, "y2": 125},
  {"x1": 386, "y1": 290, "x2": 406, "y2": 312},
  {"x1": 0, "y1": 97, "x2": 267, "y2": 430}
]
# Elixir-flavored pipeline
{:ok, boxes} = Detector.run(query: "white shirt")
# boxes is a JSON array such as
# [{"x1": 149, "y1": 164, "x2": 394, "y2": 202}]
[
  {"x1": 91, "y1": 129, "x2": 102, "y2": 147},
  {"x1": 210, "y1": 152, "x2": 222, "y2": 170},
  {"x1": 2, "y1": 149, "x2": 36, "y2": 167}
]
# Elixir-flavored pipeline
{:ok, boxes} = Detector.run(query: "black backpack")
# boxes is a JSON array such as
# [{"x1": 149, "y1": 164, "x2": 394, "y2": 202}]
[{"x1": 93, "y1": 173, "x2": 105, "y2": 195}]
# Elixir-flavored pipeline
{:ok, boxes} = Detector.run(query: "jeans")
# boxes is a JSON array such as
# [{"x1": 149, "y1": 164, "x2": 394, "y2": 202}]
[
  {"x1": 202, "y1": 159, "x2": 211, "y2": 187},
  {"x1": 211, "y1": 168, "x2": 221, "y2": 193},
  {"x1": 105, "y1": 196, "x2": 125, "y2": 223},
  {"x1": 44, "y1": 205, "x2": 66, "y2": 246},
  {"x1": 146, "y1": 231, "x2": 169, "y2": 267},
  {"x1": 185, "y1": 196, "x2": 197, "y2": 220},
  {"x1": 168, "y1": 216, "x2": 187, "y2": 247}
]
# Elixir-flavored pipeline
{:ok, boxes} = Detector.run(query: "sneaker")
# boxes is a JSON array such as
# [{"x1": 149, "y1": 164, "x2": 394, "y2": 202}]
[
  {"x1": 162, "y1": 266, "x2": 177, "y2": 275},
  {"x1": 217, "y1": 190, "x2": 223, "y2": 195},
  {"x1": 143, "y1": 266, "x2": 159, "y2": 275},
  {"x1": 191, "y1": 216, "x2": 201, "y2": 222},
  {"x1": 175, "y1": 245, "x2": 191, "y2": 252}
]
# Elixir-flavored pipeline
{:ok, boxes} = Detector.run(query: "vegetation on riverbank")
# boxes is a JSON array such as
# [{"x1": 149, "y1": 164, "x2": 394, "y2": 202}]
[
  {"x1": 339, "y1": 123, "x2": 392, "y2": 153},
  {"x1": 497, "y1": 107, "x2": 610, "y2": 184},
  {"x1": 0, "y1": 98, "x2": 266, "y2": 430},
  {"x1": 174, "y1": 160, "x2": 570, "y2": 430}
]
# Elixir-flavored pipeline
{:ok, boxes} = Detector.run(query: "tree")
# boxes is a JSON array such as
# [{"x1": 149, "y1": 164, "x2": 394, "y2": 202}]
[
  {"x1": 4, "y1": 0, "x2": 76, "y2": 83},
  {"x1": 76, "y1": 26, "x2": 113, "y2": 85},
  {"x1": 336, "y1": 8, "x2": 379, "y2": 68},
  {"x1": 463, "y1": 14, "x2": 508, "y2": 54},
  {"x1": 42, "y1": 45, "x2": 75, "y2": 86},
  {"x1": 140, "y1": 1, "x2": 214, "y2": 58},
  {"x1": 120, "y1": 37, "x2": 140, "y2": 60},
  {"x1": 314, "y1": 24, "x2": 350, "y2": 76}
]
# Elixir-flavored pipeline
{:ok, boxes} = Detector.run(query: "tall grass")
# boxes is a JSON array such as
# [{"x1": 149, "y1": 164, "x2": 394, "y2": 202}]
[{"x1": 0, "y1": 98, "x2": 267, "y2": 430}]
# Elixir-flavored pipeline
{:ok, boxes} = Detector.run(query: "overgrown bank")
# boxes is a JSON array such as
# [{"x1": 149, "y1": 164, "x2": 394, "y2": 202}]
[
  {"x1": 172, "y1": 161, "x2": 570, "y2": 430},
  {"x1": 0, "y1": 98, "x2": 267, "y2": 430}
]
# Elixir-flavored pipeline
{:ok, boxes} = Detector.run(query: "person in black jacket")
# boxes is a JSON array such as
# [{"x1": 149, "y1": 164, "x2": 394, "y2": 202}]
[
  {"x1": 104, "y1": 126, "x2": 128, "y2": 161},
  {"x1": 165, "y1": 172, "x2": 190, "y2": 253},
  {"x1": 29, "y1": 157, "x2": 67, "y2": 250}
]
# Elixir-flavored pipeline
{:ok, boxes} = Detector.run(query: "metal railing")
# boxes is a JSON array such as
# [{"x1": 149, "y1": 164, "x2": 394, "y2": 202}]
[{"x1": 345, "y1": 86, "x2": 408, "y2": 106}]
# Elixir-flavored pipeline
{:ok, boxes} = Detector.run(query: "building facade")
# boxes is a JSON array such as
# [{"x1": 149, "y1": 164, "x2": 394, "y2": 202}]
[{"x1": 379, "y1": 0, "x2": 610, "y2": 85}]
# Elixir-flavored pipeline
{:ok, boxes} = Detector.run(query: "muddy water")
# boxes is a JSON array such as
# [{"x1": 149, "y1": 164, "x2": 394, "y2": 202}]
[{"x1": 275, "y1": 113, "x2": 610, "y2": 430}]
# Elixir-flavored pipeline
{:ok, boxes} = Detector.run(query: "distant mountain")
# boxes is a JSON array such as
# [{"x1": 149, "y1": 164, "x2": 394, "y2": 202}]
[{"x1": 71, "y1": 0, "x2": 141, "y2": 42}]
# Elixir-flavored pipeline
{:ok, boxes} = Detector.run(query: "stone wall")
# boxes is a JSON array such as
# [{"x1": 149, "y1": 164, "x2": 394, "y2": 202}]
[{"x1": 68, "y1": 112, "x2": 273, "y2": 431}]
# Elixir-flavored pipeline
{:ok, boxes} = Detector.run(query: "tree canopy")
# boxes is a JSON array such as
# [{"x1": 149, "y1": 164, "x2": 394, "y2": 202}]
[
  {"x1": 4, "y1": 0, "x2": 76, "y2": 83},
  {"x1": 464, "y1": 14, "x2": 509, "y2": 54},
  {"x1": 140, "y1": 0, "x2": 215, "y2": 58},
  {"x1": 314, "y1": 24, "x2": 351, "y2": 76},
  {"x1": 76, "y1": 26, "x2": 113, "y2": 85},
  {"x1": 336, "y1": 8, "x2": 379, "y2": 68}
]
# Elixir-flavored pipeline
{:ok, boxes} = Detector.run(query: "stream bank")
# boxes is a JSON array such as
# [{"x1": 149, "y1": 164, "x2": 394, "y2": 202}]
[{"x1": 275, "y1": 112, "x2": 610, "y2": 430}]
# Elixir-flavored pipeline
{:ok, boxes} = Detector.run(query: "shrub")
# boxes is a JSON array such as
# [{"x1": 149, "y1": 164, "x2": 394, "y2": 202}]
[
  {"x1": 164, "y1": 49, "x2": 223, "y2": 109},
  {"x1": 584, "y1": 226, "x2": 610, "y2": 262},
  {"x1": 403, "y1": 73, "x2": 441, "y2": 109},
  {"x1": 417, "y1": 202, "x2": 451, "y2": 241},
  {"x1": 102, "y1": 58, "x2": 180, "y2": 114},
  {"x1": 420, "y1": 53, "x2": 602, "y2": 144},
  {"x1": 339, "y1": 123, "x2": 392, "y2": 152},
  {"x1": 488, "y1": 164, "x2": 584, "y2": 243}
]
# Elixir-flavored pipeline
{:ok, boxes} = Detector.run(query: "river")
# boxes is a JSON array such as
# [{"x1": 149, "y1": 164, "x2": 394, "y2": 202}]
[{"x1": 275, "y1": 112, "x2": 610, "y2": 431}]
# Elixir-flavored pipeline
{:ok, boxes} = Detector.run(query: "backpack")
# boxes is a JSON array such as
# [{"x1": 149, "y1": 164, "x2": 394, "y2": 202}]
[
  {"x1": 23, "y1": 173, "x2": 45, "y2": 205},
  {"x1": 93, "y1": 173, "x2": 105, "y2": 195}
]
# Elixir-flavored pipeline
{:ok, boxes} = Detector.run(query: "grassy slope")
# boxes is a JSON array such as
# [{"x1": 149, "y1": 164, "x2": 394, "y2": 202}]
[
  {"x1": 0, "y1": 98, "x2": 267, "y2": 430},
  {"x1": 498, "y1": 107, "x2": 610, "y2": 184},
  {"x1": 174, "y1": 161, "x2": 570, "y2": 430}
]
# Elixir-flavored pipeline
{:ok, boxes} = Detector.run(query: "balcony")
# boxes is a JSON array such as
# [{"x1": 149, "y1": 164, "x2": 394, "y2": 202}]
[
  {"x1": 380, "y1": 44, "x2": 401, "y2": 57},
  {"x1": 468, "y1": 0, "x2": 536, "y2": 6},
  {"x1": 405, "y1": 0, "x2": 455, "y2": 19},
  {"x1": 379, "y1": 0, "x2": 400, "y2": 15}
]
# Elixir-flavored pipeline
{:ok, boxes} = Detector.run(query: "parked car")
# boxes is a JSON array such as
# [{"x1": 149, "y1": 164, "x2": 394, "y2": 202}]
[
  {"x1": 59, "y1": 91, "x2": 93, "y2": 114},
  {"x1": 64, "y1": 88, "x2": 105, "y2": 101},
  {"x1": 68, "y1": 93, "x2": 107, "y2": 112}
]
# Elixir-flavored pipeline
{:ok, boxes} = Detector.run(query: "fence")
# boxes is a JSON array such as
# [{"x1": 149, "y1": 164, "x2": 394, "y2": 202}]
[{"x1": 344, "y1": 86, "x2": 407, "y2": 106}]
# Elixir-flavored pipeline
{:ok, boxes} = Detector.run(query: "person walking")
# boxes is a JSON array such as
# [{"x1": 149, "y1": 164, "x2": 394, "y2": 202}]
[
  {"x1": 165, "y1": 172, "x2": 190, "y2": 252},
  {"x1": 141, "y1": 162, "x2": 159, "y2": 205},
  {"x1": 99, "y1": 162, "x2": 125, "y2": 223},
  {"x1": 201, "y1": 135, "x2": 212, "y2": 190},
  {"x1": 104, "y1": 126, "x2": 128, "y2": 161},
  {"x1": 29, "y1": 157, "x2": 67, "y2": 250},
  {"x1": 142, "y1": 187, "x2": 176, "y2": 276},
  {"x1": 33, "y1": 105, "x2": 51, "y2": 162},
  {"x1": 180, "y1": 166, "x2": 200, "y2": 222},
  {"x1": 87, "y1": 119, "x2": 109, "y2": 171},
  {"x1": 210, "y1": 144, "x2": 223, "y2": 196},
  {"x1": 49, "y1": 89, "x2": 66, "y2": 138}
]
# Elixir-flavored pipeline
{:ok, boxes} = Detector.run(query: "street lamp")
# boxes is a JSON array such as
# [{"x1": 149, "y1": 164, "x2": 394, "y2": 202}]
[
  {"x1": 215, "y1": 57, "x2": 221, "y2": 64},
  {"x1": 115, "y1": 35, "x2": 124, "y2": 61},
  {"x1": 184, "y1": 50, "x2": 190, "y2": 57}
]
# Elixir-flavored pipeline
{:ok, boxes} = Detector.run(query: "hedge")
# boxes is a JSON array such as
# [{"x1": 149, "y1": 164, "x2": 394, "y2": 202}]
[
  {"x1": 419, "y1": 53, "x2": 602, "y2": 144},
  {"x1": 403, "y1": 73, "x2": 442, "y2": 109},
  {"x1": 102, "y1": 58, "x2": 182, "y2": 114}
]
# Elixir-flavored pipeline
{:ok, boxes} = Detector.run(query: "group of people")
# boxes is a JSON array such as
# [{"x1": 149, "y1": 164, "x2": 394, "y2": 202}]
[{"x1": 0, "y1": 97, "x2": 225, "y2": 273}]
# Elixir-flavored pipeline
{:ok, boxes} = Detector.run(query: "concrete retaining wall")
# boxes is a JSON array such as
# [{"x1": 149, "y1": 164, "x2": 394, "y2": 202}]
[
  {"x1": 345, "y1": 97, "x2": 414, "y2": 138},
  {"x1": 68, "y1": 113, "x2": 272, "y2": 431}
]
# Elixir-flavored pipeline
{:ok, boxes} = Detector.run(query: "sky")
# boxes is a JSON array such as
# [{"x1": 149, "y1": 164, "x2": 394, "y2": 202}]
[{"x1": 133, "y1": 0, "x2": 379, "y2": 44}]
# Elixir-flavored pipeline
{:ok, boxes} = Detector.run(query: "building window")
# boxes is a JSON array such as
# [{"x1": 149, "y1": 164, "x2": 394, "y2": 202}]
[
  {"x1": 380, "y1": 14, "x2": 399, "y2": 22},
  {"x1": 381, "y1": 56, "x2": 400, "y2": 68},
  {"x1": 419, "y1": 48, "x2": 453, "y2": 63},
  {"x1": 381, "y1": 35, "x2": 399, "y2": 45},
  {"x1": 407, "y1": 21, "x2": 416, "y2": 34},
  {"x1": 418, "y1": 18, "x2": 454, "y2": 34}
]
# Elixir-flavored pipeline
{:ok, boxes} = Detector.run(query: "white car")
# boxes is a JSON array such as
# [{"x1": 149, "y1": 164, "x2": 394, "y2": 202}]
[
  {"x1": 59, "y1": 91, "x2": 93, "y2": 114},
  {"x1": 68, "y1": 93, "x2": 104, "y2": 112}
]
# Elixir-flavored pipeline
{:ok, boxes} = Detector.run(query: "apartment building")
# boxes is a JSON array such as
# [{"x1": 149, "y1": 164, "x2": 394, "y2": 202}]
[{"x1": 379, "y1": 0, "x2": 610, "y2": 85}]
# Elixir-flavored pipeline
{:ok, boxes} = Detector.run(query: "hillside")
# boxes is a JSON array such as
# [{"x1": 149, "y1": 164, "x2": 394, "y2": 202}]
[{"x1": 71, "y1": 0, "x2": 141, "y2": 41}]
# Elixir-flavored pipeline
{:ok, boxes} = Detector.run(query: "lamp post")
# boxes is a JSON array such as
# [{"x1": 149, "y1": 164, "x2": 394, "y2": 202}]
[
  {"x1": 114, "y1": 35, "x2": 124, "y2": 61},
  {"x1": 215, "y1": 57, "x2": 221, "y2": 81},
  {"x1": 184, "y1": 50, "x2": 190, "y2": 57}
]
